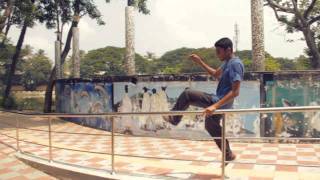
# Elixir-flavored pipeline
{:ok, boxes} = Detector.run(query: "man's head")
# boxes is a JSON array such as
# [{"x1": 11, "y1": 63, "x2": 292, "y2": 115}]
[{"x1": 214, "y1": 38, "x2": 233, "y2": 61}]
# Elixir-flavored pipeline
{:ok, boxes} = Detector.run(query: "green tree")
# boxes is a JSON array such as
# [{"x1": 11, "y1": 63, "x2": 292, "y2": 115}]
[
  {"x1": 20, "y1": 49, "x2": 52, "y2": 90},
  {"x1": 155, "y1": 48, "x2": 287, "y2": 74},
  {"x1": 276, "y1": 57, "x2": 297, "y2": 70},
  {"x1": 295, "y1": 55, "x2": 312, "y2": 69},
  {"x1": 235, "y1": 50, "x2": 252, "y2": 60},
  {"x1": 157, "y1": 47, "x2": 194, "y2": 74},
  {"x1": 265, "y1": 0, "x2": 320, "y2": 69},
  {"x1": 184, "y1": 48, "x2": 221, "y2": 73},
  {"x1": 236, "y1": 50, "x2": 296, "y2": 71},
  {"x1": 80, "y1": 46, "x2": 151, "y2": 77},
  {"x1": 242, "y1": 58, "x2": 253, "y2": 71},
  {"x1": 265, "y1": 57, "x2": 281, "y2": 71},
  {"x1": 0, "y1": 42, "x2": 15, "y2": 80},
  {"x1": 2, "y1": 0, "x2": 38, "y2": 108},
  {"x1": 0, "y1": 43, "x2": 36, "y2": 84},
  {"x1": 42, "y1": 0, "x2": 111, "y2": 112},
  {"x1": 154, "y1": 47, "x2": 222, "y2": 74},
  {"x1": 0, "y1": 0, "x2": 14, "y2": 44}
]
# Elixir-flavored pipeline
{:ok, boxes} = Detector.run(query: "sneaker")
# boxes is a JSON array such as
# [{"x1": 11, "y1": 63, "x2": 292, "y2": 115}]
[
  {"x1": 221, "y1": 153, "x2": 236, "y2": 167},
  {"x1": 163, "y1": 116, "x2": 180, "y2": 126}
]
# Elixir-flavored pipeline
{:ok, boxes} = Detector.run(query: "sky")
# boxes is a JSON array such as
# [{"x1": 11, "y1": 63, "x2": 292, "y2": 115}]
[{"x1": 8, "y1": 0, "x2": 307, "y2": 62}]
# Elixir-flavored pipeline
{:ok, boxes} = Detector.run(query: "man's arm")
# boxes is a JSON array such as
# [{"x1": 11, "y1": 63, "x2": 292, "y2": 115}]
[
  {"x1": 204, "y1": 59, "x2": 244, "y2": 115},
  {"x1": 203, "y1": 81, "x2": 241, "y2": 115},
  {"x1": 189, "y1": 54, "x2": 222, "y2": 79}
]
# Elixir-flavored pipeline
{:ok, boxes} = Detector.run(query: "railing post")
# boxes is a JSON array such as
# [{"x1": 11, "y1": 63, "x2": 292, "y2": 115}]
[
  {"x1": 48, "y1": 117, "x2": 53, "y2": 162},
  {"x1": 111, "y1": 116, "x2": 115, "y2": 174},
  {"x1": 221, "y1": 113, "x2": 226, "y2": 180},
  {"x1": 15, "y1": 116, "x2": 20, "y2": 152}
]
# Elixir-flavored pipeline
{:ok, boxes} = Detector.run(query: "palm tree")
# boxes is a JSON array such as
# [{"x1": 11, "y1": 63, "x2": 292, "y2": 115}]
[
  {"x1": 125, "y1": 0, "x2": 149, "y2": 75},
  {"x1": 251, "y1": 0, "x2": 265, "y2": 71},
  {"x1": 125, "y1": 0, "x2": 136, "y2": 75}
]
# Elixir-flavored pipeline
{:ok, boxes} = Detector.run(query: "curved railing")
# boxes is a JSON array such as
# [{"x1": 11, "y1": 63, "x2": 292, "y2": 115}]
[{"x1": 1, "y1": 106, "x2": 320, "y2": 179}]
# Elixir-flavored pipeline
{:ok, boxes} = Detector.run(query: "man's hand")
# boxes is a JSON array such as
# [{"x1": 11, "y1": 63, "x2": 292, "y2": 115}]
[
  {"x1": 189, "y1": 54, "x2": 203, "y2": 64},
  {"x1": 189, "y1": 53, "x2": 220, "y2": 78},
  {"x1": 203, "y1": 105, "x2": 217, "y2": 117}
]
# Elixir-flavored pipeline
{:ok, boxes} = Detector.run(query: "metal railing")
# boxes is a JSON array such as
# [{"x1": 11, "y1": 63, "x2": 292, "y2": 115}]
[{"x1": 1, "y1": 106, "x2": 320, "y2": 179}]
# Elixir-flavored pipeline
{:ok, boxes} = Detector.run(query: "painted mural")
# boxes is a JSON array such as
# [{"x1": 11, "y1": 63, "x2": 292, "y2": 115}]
[
  {"x1": 55, "y1": 80, "x2": 113, "y2": 130},
  {"x1": 113, "y1": 81, "x2": 260, "y2": 138},
  {"x1": 264, "y1": 79, "x2": 320, "y2": 138},
  {"x1": 55, "y1": 73, "x2": 320, "y2": 139}
]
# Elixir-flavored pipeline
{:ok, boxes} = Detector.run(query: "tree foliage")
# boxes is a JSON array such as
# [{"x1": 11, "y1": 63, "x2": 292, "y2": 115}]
[
  {"x1": 265, "y1": 0, "x2": 320, "y2": 68},
  {"x1": 37, "y1": 0, "x2": 106, "y2": 30},
  {"x1": 0, "y1": 43, "x2": 52, "y2": 90},
  {"x1": 79, "y1": 47, "x2": 312, "y2": 76},
  {"x1": 126, "y1": 0, "x2": 150, "y2": 14},
  {"x1": 80, "y1": 46, "x2": 153, "y2": 77},
  {"x1": 20, "y1": 49, "x2": 52, "y2": 90},
  {"x1": 265, "y1": 57, "x2": 281, "y2": 71},
  {"x1": 43, "y1": 0, "x2": 112, "y2": 112}
]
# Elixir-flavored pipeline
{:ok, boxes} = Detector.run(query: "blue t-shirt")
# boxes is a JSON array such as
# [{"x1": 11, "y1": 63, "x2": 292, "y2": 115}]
[{"x1": 214, "y1": 57, "x2": 244, "y2": 109}]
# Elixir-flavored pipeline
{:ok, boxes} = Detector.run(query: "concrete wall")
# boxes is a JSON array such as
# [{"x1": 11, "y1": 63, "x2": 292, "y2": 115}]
[{"x1": 55, "y1": 71, "x2": 320, "y2": 139}]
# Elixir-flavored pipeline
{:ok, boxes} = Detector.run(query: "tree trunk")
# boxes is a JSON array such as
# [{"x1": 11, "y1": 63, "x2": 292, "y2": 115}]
[
  {"x1": 55, "y1": 41, "x2": 62, "y2": 79},
  {"x1": 302, "y1": 27, "x2": 320, "y2": 69},
  {"x1": 125, "y1": 6, "x2": 136, "y2": 75},
  {"x1": 1, "y1": 17, "x2": 11, "y2": 45},
  {"x1": 0, "y1": 0, "x2": 13, "y2": 47},
  {"x1": 72, "y1": 27, "x2": 80, "y2": 78},
  {"x1": 43, "y1": 67, "x2": 56, "y2": 113},
  {"x1": 251, "y1": 0, "x2": 265, "y2": 71},
  {"x1": 0, "y1": 0, "x2": 13, "y2": 33},
  {"x1": 43, "y1": 20, "x2": 78, "y2": 113},
  {"x1": 2, "y1": 23, "x2": 28, "y2": 108}
]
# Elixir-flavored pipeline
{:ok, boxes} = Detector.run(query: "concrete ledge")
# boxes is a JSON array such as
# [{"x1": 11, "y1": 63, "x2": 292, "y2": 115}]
[
  {"x1": 15, "y1": 152, "x2": 116, "y2": 180},
  {"x1": 15, "y1": 152, "x2": 166, "y2": 180}
]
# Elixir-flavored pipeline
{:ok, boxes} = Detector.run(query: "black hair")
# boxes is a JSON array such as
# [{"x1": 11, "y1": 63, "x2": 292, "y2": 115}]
[
  {"x1": 143, "y1": 87, "x2": 149, "y2": 93},
  {"x1": 214, "y1": 38, "x2": 233, "y2": 50},
  {"x1": 161, "y1": 86, "x2": 167, "y2": 91},
  {"x1": 152, "y1": 88, "x2": 157, "y2": 94}
]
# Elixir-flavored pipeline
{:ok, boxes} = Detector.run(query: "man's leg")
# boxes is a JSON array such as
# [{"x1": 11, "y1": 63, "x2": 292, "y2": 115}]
[
  {"x1": 165, "y1": 88, "x2": 235, "y2": 165},
  {"x1": 205, "y1": 114, "x2": 235, "y2": 162},
  {"x1": 166, "y1": 88, "x2": 214, "y2": 125}
]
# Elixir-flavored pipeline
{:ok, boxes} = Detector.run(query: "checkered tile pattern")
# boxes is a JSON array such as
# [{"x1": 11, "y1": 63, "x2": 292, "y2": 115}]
[
  {"x1": 1, "y1": 112, "x2": 320, "y2": 179},
  {"x1": 0, "y1": 140, "x2": 55, "y2": 180}
]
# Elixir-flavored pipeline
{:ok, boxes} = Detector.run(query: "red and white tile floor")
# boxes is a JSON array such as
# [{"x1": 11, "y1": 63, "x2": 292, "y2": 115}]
[
  {"x1": 1, "y1": 112, "x2": 320, "y2": 179},
  {"x1": 0, "y1": 137, "x2": 56, "y2": 180}
]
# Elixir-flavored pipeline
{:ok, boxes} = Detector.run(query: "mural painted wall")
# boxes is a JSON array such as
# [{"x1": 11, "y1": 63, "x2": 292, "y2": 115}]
[
  {"x1": 113, "y1": 80, "x2": 260, "y2": 139},
  {"x1": 55, "y1": 81, "x2": 113, "y2": 130},
  {"x1": 55, "y1": 72, "x2": 320, "y2": 139},
  {"x1": 264, "y1": 78, "x2": 320, "y2": 138}
]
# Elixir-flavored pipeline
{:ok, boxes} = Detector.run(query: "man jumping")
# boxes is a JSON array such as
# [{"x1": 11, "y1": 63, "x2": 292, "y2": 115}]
[{"x1": 164, "y1": 37, "x2": 244, "y2": 165}]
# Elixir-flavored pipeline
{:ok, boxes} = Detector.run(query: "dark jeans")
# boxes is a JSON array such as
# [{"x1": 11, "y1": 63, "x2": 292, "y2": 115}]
[{"x1": 171, "y1": 89, "x2": 233, "y2": 158}]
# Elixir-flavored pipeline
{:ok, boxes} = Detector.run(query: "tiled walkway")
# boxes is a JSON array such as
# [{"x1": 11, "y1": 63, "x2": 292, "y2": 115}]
[
  {"x1": 0, "y1": 141, "x2": 56, "y2": 180},
  {"x1": 1, "y1": 112, "x2": 320, "y2": 179}
]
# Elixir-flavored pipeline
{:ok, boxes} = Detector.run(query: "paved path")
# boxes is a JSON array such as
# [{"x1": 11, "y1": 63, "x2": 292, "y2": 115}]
[
  {"x1": 1, "y1": 112, "x2": 320, "y2": 179},
  {"x1": 0, "y1": 141, "x2": 56, "y2": 180}
]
